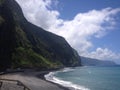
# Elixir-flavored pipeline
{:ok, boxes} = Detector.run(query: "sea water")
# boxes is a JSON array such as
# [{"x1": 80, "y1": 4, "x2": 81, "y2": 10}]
[{"x1": 45, "y1": 66, "x2": 120, "y2": 90}]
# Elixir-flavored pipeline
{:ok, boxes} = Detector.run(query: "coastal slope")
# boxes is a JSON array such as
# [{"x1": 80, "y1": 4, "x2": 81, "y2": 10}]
[
  {"x1": 81, "y1": 56, "x2": 116, "y2": 66},
  {"x1": 0, "y1": 0, "x2": 81, "y2": 71}
]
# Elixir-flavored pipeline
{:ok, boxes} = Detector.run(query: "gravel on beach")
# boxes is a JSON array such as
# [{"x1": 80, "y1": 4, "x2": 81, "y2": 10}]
[{"x1": 0, "y1": 70, "x2": 69, "y2": 90}]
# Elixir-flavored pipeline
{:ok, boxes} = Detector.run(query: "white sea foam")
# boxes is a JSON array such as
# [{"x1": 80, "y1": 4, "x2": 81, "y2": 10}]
[
  {"x1": 44, "y1": 68, "x2": 90, "y2": 90},
  {"x1": 58, "y1": 67, "x2": 74, "y2": 73}
]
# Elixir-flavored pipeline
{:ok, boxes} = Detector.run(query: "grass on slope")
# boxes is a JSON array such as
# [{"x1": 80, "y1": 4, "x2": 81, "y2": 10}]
[{"x1": 12, "y1": 47, "x2": 61, "y2": 69}]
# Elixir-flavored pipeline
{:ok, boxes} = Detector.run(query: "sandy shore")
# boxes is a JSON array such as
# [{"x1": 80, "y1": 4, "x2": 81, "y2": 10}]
[{"x1": 0, "y1": 70, "x2": 69, "y2": 90}]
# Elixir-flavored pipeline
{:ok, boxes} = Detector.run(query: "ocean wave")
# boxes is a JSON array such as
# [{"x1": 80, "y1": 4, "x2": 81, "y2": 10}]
[
  {"x1": 44, "y1": 68, "x2": 90, "y2": 90},
  {"x1": 59, "y1": 67, "x2": 75, "y2": 72}
]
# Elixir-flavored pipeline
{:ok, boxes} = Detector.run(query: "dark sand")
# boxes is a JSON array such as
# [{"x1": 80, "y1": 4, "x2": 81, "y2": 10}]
[{"x1": 0, "y1": 70, "x2": 70, "y2": 90}]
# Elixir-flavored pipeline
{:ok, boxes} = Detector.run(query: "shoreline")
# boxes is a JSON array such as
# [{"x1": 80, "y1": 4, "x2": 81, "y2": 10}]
[
  {"x1": 37, "y1": 71, "x2": 70, "y2": 90},
  {"x1": 33, "y1": 69, "x2": 71, "y2": 90},
  {"x1": 0, "y1": 69, "x2": 70, "y2": 90}
]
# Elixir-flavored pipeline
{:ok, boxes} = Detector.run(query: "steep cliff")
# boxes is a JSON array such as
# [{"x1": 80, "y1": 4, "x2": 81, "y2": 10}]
[{"x1": 0, "y1": 0, "x2": 81, "y2": 71}]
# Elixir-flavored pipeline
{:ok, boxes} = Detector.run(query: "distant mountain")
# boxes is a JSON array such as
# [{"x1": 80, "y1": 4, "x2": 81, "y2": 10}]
[
  {"x1": 81, "y1": 56, "x2": 117, "y2": 66},
  {"x1": 0, "y1": 0, "x2": 81, "y2": 71}
]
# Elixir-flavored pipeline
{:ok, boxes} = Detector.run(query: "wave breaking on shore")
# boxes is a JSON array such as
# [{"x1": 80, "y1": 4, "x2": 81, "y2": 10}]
[{"x1": 44, "y1": 68, "x2": 90, "y2": 90}]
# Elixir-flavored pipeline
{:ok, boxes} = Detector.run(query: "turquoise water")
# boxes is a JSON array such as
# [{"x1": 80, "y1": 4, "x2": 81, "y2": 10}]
[{"x1": 53, "y1": 66, "x2": 120, "y2": 90}]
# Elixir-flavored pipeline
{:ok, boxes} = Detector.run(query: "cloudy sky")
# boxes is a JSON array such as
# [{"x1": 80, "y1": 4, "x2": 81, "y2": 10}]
[{"x1": 15, "y1": 0, "x2": 120, "y2": 64}]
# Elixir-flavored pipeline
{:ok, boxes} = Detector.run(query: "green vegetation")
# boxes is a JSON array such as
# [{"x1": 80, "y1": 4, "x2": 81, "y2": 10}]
[
  {"x1": 12, "y1": 47, "x2": 61, "y2": 69},
  {"x1": 15, "y1": 26, "x2": 31, "y2": 48},
  {"x1": 0, "y1": 0, "x2": 4, "y2": 5},
  {"x1": 12, "y1": 25, "x2": 63, "y2": 69},
  {"x1": 0, "y1": 0, "x2": 81, "y2": 71}
]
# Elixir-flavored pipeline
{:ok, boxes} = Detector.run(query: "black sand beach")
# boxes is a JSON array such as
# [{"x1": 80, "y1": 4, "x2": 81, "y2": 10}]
[{"x1": 0, "y1": 70, "x2": 69, "y2": 90}]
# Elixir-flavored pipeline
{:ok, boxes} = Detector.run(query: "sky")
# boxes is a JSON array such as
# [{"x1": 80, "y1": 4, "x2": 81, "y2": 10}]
[{"x1": 15, "y1": 0, "x2": 120, "y2": 64}]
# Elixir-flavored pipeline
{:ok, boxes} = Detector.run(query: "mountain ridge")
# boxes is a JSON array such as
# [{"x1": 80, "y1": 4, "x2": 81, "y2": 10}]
[
  {"x1": 0, "y1": 0, "x2": 81, "y2": 71},
  {"x1": 81, "y1": 56, "x2": 117, "y2": 66}
]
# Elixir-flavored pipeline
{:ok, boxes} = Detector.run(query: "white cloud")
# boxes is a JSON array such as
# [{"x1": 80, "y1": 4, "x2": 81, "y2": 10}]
[
  {"x1": 15, "y1": 0, "x2": 120, "y2": 63},
  {"x1": 51, "y1": 7, "x2": 120, "y2": 61},
  {"x1": 88, "y1": 48, "x2": 120, "y2": 60},
  {"x1": 15, "y1": 0, "x2": 61, "y2": 30},
  {"x1": 85, "y1": 48, "x2": 120, "y2": 63}
]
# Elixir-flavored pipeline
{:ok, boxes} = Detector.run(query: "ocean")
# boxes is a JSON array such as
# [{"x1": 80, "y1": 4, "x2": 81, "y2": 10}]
[{"x1": 45, "y1": 66, "x2": 120, "y2": 90}]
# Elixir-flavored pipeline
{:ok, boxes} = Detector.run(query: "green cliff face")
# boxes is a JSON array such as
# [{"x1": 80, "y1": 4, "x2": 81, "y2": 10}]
[{"x1": 0, "y1": 0, "x2": 81, "y2": 71}]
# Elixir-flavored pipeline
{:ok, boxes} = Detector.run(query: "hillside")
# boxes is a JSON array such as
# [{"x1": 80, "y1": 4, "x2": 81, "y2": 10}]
[
  {"x1": 0, "y1": 0, "x2": 81, "y2": 71},
  {"x1": 81, "y1": 56, "x2": 116, "y2": 66}
]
